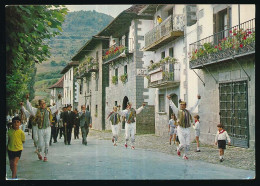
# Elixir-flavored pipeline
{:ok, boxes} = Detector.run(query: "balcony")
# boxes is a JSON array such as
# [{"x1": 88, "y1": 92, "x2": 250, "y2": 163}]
[
  {"x1": 144, "y1": 15, "x2": 184, "y2": 51},
  {"x1": 147, "y1": 57, "x2": 180, "y2": 88},
  {"x1": 102, "y1": 45, "x2": 128, "y2": 64},
  {"x1": 189, "y1": 18, "x2": 255, "y2": 69}
]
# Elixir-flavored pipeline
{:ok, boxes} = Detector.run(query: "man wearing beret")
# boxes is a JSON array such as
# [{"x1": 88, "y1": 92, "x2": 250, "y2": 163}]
[{"x1": 167, "y1": 94, "x2": 201, "y2": 160}]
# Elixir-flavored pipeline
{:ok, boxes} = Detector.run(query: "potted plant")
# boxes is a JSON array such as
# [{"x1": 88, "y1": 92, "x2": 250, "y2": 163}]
[
  {"x1": 112, "y1": 75, "x2": 118, "y2": 85},
  {"x1": 120, "y1": 73, "x2": 128, "y2": 84}
]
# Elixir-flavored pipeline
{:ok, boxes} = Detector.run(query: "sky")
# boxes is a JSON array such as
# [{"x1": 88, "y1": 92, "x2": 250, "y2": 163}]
[{"x1": 66, "y1": 5, "x2": 132, "y2": 18}]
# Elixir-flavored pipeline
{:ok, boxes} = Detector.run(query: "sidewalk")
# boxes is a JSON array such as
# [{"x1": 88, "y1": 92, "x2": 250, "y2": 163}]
[{"x1": 88, "y1": 129, "x2": 255, "y2": 171}]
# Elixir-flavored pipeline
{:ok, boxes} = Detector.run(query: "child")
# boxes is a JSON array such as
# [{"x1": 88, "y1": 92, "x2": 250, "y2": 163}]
[
  {"x1": 215, "y1": 124, "x2": 231, "y2": 162},
  {"x1": 193, "y1": 115, "x2": 200, "y2": 152},
  {"x1": 168, "y1": 113, "x2": 177, "y2": 145},
  {"x1": 7, "y1": 116, "x2": 26, "y2": 179}
]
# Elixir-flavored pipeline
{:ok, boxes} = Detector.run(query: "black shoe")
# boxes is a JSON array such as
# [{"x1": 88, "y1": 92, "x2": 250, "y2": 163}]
[
  {"x1": 195, "y1": 150, "x2": 201, "y2": 152},
  {"x1": 85, "y1": 142, "x2": 87, "y2": 146},
  {"x1": 220, "y1": 159, "x2": 223, "y2": 162},
  {"x1": 54, "y1": 141, "x2": 57, "y2": 143}
]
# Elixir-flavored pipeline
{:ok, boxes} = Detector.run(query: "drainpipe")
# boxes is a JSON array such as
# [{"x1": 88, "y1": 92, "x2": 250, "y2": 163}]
[{"x1": 238, "y1": 4, "x2": 240, "y2": 29}]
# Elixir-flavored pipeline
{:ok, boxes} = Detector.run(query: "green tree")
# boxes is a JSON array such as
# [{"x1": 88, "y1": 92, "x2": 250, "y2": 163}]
[
  {"x1": 6, "y1": 5, "x2": 68, "y2": 111},
  {"x1": 50, "y1": 60, "x2": 58, "y2": 66}
]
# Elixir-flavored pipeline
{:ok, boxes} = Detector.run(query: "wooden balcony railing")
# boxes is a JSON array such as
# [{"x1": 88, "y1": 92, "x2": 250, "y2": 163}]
[{"x1": 147, "y1": 58, "x2": 180, "y2": 88}]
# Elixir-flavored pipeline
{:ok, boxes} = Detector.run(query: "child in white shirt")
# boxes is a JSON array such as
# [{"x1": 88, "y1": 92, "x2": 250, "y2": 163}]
[
  {"x1": 168, "y1": 113, "x2": 177, "y2": 145},
  {"x1": 215, "y1": 124, "x2": 231, "y2": 162},
  {"x1": 192, "y1": 115, "x2": 200, "y2": 152}
]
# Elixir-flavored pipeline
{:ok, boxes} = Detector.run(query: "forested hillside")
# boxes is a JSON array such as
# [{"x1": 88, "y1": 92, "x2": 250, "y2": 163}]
[{"x1": 34, "y1": 10, "x2": 113, "y2": 103}]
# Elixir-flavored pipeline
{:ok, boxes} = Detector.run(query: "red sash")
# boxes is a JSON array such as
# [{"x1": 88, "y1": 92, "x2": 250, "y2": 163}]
[{"x1": 219, "y1": 129, "x2": 225, "y2": 134}]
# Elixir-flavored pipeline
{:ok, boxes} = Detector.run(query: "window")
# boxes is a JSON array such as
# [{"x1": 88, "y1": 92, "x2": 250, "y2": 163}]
[
  {"x1": 169, "y1": 47, "x2": 174, "y2": 73},
  {"x1": 87, "y1": 80, "x2": 90, "y2": 93},
  {"x1": 115, "y1": 68, "x2": 118, "y2": 77},
  {"x1": 169, "y1": 47, "x2": 174, "y2": 57},
  {"x1": 124, "y1": 65, "x2": 127, "y2": 74},
  {"x1": 96, "y1": 51, "x2": 99, "y2": 63},
  {"x1": 95, "y1": 105, "x2": 98, "y2": 117},
  {"x1": 65, "y1": 74, "x2": 66, "y2": 80},
  {"x1": 161, "y1": 51, "x2": 165, "y2": 59},
  {"x1": 70, "y1": 90, "x2": 71, "y2": 104},
  {"x1": 70, "y1": 69, "x2": 71, "y2": 80},
  {"x1": 80, "y1": 79, "x2": 83, "y2": 94},
  {"x1": 95, "y1": 73, "x2": 99, "y2": 91},
  {"x1": 159, "y1": 94, "x2": 165, "y2": 112},
  {"x1": 115, "y1": 101, "x2": 117, "y2": 106},
  {"x1": 213, "y1": 7, "x2": 231, "y2": 43}
]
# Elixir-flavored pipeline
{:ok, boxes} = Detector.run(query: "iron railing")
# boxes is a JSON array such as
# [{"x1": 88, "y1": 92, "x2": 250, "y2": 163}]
[
  {"x1": 189, "y1": 18, "x2": 255, "y2": 68},
  {"x1": 102, "y1": 45, "x2": 128, "y2": 63},
  {"x1": 145, "y1": 14, "x2": 184, "y2": 48}
]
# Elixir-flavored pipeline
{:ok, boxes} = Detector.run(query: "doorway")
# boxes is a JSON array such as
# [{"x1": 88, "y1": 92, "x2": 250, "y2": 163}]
[
  {"x1": 122, "y1": 96, "x2": 129, "y2": 129},
  {"x1": 169, "y1": 94, "x2": 178, "y2": 119}
]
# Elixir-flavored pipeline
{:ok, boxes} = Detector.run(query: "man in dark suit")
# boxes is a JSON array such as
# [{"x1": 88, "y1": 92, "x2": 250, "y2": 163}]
[
  {"x1": 63, "y1": 104, "x2": 75, "y2": 145},
  {"x1": 79, "y1": 105, "x2": 92, "y2": 145}
]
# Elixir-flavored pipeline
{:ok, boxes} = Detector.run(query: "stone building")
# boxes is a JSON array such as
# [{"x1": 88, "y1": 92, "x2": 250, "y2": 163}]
[
  {"x1": 95, "y1": 5, "x2": 156, "y2": 133},
  {"x1": 188, "y1": 4, "x2": 255, "y2": 148},
  {"x1": 139, "y1": 4, "x2": 200, "y2": 136},
  {"x1": 48, "y1": 76, "x2": 64, "y2": 106},
  {"x1": 71, "y1": 36, "x2": 109, "y2": 130},
  {"x1": 60, "y1": 61, "x2": 79, "y2": 109}
]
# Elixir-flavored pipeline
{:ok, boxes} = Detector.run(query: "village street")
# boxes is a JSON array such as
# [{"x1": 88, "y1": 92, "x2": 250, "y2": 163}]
[{"x1": 6, "y1": 131, "x2": 255, "y2": 180}]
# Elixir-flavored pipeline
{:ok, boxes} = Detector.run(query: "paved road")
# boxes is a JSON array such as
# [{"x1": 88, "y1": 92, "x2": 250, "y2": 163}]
[{"x1": 6, "y1": 133, "x2": 255, "y2": 180}]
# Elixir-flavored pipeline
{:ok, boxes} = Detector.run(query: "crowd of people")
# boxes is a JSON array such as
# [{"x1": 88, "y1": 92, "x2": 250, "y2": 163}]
[{"x1": 6, "y1": 93, "x2": 231, "y2": 179}]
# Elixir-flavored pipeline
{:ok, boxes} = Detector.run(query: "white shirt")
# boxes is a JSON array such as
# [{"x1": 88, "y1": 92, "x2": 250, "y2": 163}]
[
  {"x1": 119, "y1": 106, "x2": 144, "y2": 117},
  {"x1": 215, "y1": 130, "x2": 231, "y2": 143},
  {"x1": 193, "y1": 121, "x2": 200, "y2": 130}
]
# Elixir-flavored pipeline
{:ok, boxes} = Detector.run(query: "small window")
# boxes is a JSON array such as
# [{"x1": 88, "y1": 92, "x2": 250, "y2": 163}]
[
  {"x1": 115, "y1": 68, "x2": 118, "y2": 76},
  {"x1": 95, "y1": 73, "x2": 99, "y2": 91},
  {"x1": 70, "y1": 70, "x2": 71, "y2": 80},
  {"x1": 115, "y1": 101, "x2": 117, "y2": 106},
  {"x1": 95, "y1": 105, "x2": 98, "y2": 117},
  {"x1": 159, "y1": 94, "x2": 165, "y2": 112},
  {"x1": 124, "y1": 65, "x2": 127, "y2": 74},
  {"x1": 96, "y1": 51, "x2": 99, "y2": 62},
  {"x1": 169, "y1": 47, "x2": 174, "y2": 57},
  {"x1": 87, "y1": 80, "x2": 90, "y2": 93},
  {"x1": 80, "y1": 79, "x2": 83, "y2": 94},
  {"x1": 161, "y1": 51, "x2": 165, "y2": 59}
]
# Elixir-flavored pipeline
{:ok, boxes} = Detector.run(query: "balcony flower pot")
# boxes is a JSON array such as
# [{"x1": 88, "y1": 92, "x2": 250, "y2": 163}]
[
  {"x1": 112, "y1": 76, "x2": 118, "y2": 85},
  {"x1": 119, "y1": 73, "x2": 128, "y2": 84}
]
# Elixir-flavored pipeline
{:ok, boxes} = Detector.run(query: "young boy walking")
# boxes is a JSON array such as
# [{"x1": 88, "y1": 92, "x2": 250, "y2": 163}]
[
  {"x1": 215, "y1": 124, "x2": 231, "y2": 162},
  {"x1": 7, "y1": 116, "x2": 26, "y2": 179},
  {"x1": 193, "y1": 115, "x2": 201, "y2": 152}
]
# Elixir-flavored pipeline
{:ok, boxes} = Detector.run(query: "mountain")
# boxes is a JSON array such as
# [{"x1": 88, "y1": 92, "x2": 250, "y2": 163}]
[{"x1": 34, "y1": 10, "x2": 114, "y2": 103}]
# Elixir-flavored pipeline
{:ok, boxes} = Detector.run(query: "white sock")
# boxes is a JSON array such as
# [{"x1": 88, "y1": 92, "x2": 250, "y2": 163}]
[
  {"x1": 197, "y1": 147, "x2": 200, "y2": 150},
  {"x1": 220, "y1": 156, "x2": 222, "y2": 159}
]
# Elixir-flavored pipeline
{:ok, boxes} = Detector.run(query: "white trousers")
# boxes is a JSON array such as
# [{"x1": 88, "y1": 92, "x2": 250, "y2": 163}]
[
  {"x1": 32, "y1": 125, "x2": 38, "y2": 147},
  {"x1": 111, "y1": 124, "x2": 120, "y2": 142},
  {"x1": 177, "y1": 126, "x2": 190, "y2": 152},
  {"x1": 37, "y1": 127, "x2": 51, "y2": 156},
  {"x1": 125, "y1": 122, "x2": 136, "y2": 146}
]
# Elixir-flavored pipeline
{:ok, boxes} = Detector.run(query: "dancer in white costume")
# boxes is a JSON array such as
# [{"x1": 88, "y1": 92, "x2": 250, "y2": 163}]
[
  {"x1": 118, "y1": 102, "x2": 145, "y2": 150},
  {"x1": 167, "y1": 95, "x2": 201, "y2": 160},
  {"x1": 107, "y1": 106, "x2": 121, "y2": 146}
]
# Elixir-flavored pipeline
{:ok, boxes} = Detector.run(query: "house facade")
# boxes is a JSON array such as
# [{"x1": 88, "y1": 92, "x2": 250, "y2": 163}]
[
  {"x1": 139, "y1": 4, "x2": 200, "y2": 136},
  {"x1": 48, "y1": 76, "x2": 64, "y2": 106},
  {"x1": 60, "y1": 61, "x2": 79, "y2": 109},
  {"x1": 71, "y1": 36, "x2": 109, "y2": 130},
  {"x1": 188, "y1": 4, "x2": 255, "y2": 148},
  {"x1": 96, "y1": 5, "x2": 156, "y2": 133}
]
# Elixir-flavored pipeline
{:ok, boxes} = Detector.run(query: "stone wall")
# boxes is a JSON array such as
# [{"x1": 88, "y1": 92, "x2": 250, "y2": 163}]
[{"x1": 198, "y1": 55, "x2": 255, "y2": 149}]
